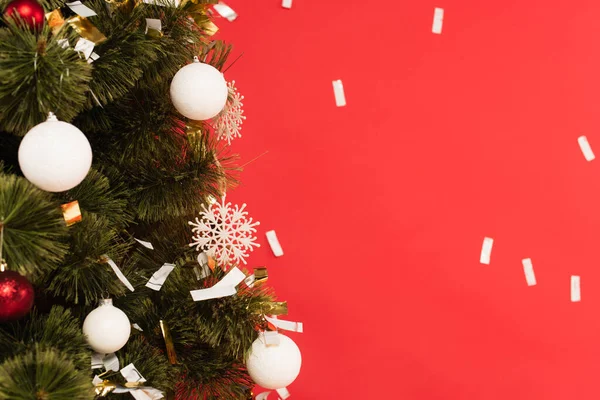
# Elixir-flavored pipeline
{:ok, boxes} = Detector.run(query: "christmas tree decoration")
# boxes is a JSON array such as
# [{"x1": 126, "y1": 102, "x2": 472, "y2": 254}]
[
  {"x1": 0, "y1": 0, "x2": 302, "y2": 395},
  {"x1": 246, "y1": 333, "x2": 302, "y2": 390},
  {"x1": 189, "y1": 196, "x2": 260, "y2": 266},
  {"x1": 215, "y1": 80, "x2": 246, "y2": 144},
  {"x1": 18, "y1": 112, "x2": 92, "y2": 192},
  {"x1": 82, "y1": 299, "x2": 131, "y2": 354},
  {"x1": 0, "y1": 265, "x2": 35, "y2": 322},
  {"x1": 170, "y1": 56, "x2": 228, "y2": 121},
  {"x1": 3, "y1": 0, "x2": 45, "y2": 31}
]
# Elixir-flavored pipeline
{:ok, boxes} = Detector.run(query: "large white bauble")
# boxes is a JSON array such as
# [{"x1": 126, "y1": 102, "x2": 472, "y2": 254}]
[
  {"x1": 82, "y1": 299, "x2": 131, "y2": 354},
  {"x1": 246, "y1": 333, "x2": 302, "y2": 389},
  {"x1": 18, "y1": 112, "x2": 92, "y2": 192},
  {"x1": 170, "y1": 57, "x2": 228, "y2": 121}
]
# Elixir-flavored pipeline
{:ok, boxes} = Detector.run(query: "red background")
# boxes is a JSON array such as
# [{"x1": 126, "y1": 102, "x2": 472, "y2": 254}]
[{"x1": 219, "y1": 1, "x2": 600, "y2": 398}]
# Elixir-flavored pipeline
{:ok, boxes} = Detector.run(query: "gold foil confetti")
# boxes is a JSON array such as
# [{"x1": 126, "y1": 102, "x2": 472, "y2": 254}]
[
  {"x1": 256, "y1": 301, "x2": 288, "y2": 316},
  {"x1": 61, "y1": 200, "x2": 82, "y2": 226},
  {"x1": 245, "y1": 267, "x2": 268, "y2": 288},
  {"x1": 67, "y1": 15, "x2": 107, "y2": 44},
  {"x1": 203, "y1": 20, "x2": 219, "y2": 35},
  {"x1": 159, "y1": 320, "x2": 178, "y2": 364}
]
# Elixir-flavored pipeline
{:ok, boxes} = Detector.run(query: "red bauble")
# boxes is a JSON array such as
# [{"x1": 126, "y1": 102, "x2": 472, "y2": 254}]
[
  {"x1": 3, "y1": 0, "x2": 45, "y2": 31},
  {"x1": 0, "y1": 270, "x2": 34, "y2": 322}
]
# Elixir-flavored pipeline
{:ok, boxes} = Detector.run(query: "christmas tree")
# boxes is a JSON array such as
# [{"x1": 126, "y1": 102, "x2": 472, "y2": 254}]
[{"x1": 0, "y1": 0, "x2": 301, "y2": 398}]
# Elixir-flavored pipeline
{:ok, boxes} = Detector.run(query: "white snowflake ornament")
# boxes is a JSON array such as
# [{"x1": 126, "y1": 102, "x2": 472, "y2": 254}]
[
  {"x1": 214, "y1": 81, "x2": 246, "y2": 145},
  {"x1": 188, "y1": 196, "x2": 260, "y2": 266}
]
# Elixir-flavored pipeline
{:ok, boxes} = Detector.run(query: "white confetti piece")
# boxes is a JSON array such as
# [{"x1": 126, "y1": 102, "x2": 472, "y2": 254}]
[
  {"x1": 103, "y1": 352, "x2": 119, "y2": 371},
  {"x1": 213, "y1": 2, "x2": 238, "y2": 21},
  {"x1": 190, "y1": 285, "x2": 236, "y2": 301},
  {"x1": 214, "y1": 266, "x2": 246, "y2": 288},
  {"x1": 116, "y1": 364, "x2": 164, "y2": 399},
  {"x1": 578, "y1": 136, "x2": 595, "y2": 161},
  {"x1": 121, "y1": 363, "x2": 146, "y2": 383},
  {"x1": 432, "y1": 7, "x2": 444, "y2": 34},
  {"x1": 522, "y1": 258, "x2": 536, "y2": 286},
  {"x1": 91, "y1": 352, "x2": 103, "y2": 369},
  {"x1": 145, "y1": 263, "x2": 175, "y2": 291},
  {"x1": 87, "y1": 52, "x2": 100, "y2": 64},
  {"x1": 244, "y1": 274, "x2": 256, "y2": 287},
  {"x1": 57, "y1": 39, "x2": 70, "y2": 49},
  {"x1": 132, "y1": 323, "x2": 144, "y2": 331},
  {"x1": 263, "y1": 330, "x2": 281, "y2": 345},
  {"x1": 74, "y1": 38, "x2": 95, "y2": 60},
  {"x1": 282, "y1": 0, "x2": 292, "y2": 8},
  {"x1": 480, "y1": 237, "x2": 493, "y2": 265},
  {"x1": 194, "y1": 252, "x2": 212, "y2": 280},
  {"x1": 90, "y1": 89, "x2": 102, "y2": 108},
  {"x1": 66, "y1": 1, "x2": 97, "y2": 17},
  {"x1": 145, "y1": 18, "x2": 162, "y2": 34},
  {"x1": 256, "y1": 393, "x2": 271, "y2": 400},
  {"x1": 135, "y1": 238, "x2": 154, "y2": 250},
  {"x1": 92, "y1": 375, "x2": 103, "y2": 385},
  {"x1": 332, "y1": 79, "x2": 346, "y2": 107},
  {"x1": 266, "y1": 230, "x2": 284, "y2": 257},
  {"x1": 103, "y1": 255, "x2": 135, "y2": 292},
  {"x1": 265, "y1": 315, "x2": 303, "y2": 333},
  {"x1": 190, "y1": 267, "x2": 245, "y2": 301},
  {"x1": 571, "y1": 275, "x2": 581, "y2": 302},
  {"x1": 276, "y1": 388, "x2": 291, "y2": 399}
]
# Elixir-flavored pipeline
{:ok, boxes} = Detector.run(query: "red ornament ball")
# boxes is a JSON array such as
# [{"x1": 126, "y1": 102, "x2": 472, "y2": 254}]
[
  {"x1": 3, "y1": 0, "x2": 45, "y2": 31},
  {"x1": 0, "y1": 270, "x2": 34, "y2": 322}
]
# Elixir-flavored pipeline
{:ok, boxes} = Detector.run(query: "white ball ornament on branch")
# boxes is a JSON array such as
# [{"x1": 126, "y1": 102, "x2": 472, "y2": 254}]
[
  {"x1": 18, "y1": 112, "x2": 92, "y2": 192},
  {"x1": 246, "y1": 333, "x2": 302, "y2": 390},
  {"x1": 82, "y1": 298, "x2": 131, "y2": 354},
  {"x1": 170, "y1": 56, "x2": 228, "y2": 121}
]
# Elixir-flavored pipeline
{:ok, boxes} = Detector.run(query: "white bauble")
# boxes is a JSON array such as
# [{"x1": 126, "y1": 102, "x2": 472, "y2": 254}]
[
  {"x1": 170, "y1": 57, "x2": 228, "y2": 121},
  {"x1": 246, "y1": 333, "x2": 302, "y2": 389},
  {"x1": 82, "y1": 299, "x2": 131, "y2": 354},
  {"x1": 18, "y1": 112, "x2": 92, "y2": 192}
]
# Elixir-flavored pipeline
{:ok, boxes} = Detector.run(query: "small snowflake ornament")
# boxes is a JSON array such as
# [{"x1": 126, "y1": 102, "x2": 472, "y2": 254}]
[
  {"x1": 214, "y1": 81, "x2": 246, "y2": 145},
  {"x1": 189, "y1": 196, "x2": 260, "y2": 266}
]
